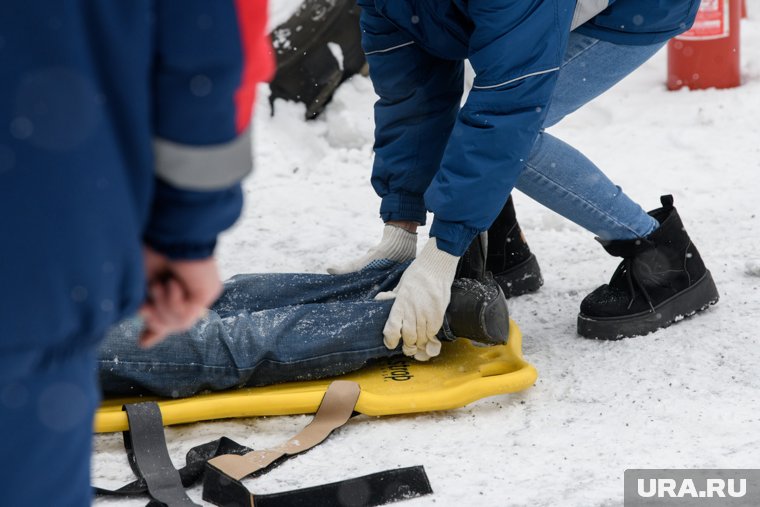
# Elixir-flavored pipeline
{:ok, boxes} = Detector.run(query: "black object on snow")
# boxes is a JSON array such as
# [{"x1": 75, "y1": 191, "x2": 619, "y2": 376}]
[{"x1": 269, "y1": 0, "x2": 367, "y2": 119}]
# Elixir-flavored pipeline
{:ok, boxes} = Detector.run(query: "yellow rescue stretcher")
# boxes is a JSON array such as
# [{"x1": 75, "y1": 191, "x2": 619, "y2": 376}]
[{"x1": 95, "y1": 320, "x2": 537, "y2": 433}]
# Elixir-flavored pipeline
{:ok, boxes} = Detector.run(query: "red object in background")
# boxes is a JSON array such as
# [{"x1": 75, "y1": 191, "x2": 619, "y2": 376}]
[
  {"x1": 742, "y1": 0, "x2": 747, "y2": 18},
  {"x1": 667, "y1": 0, "x2": 742, "y2": 90}
]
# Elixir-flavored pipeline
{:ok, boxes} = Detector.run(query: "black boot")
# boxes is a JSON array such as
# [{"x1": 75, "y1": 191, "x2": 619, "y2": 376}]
[
  {"x1": 577, "y1": 195, "x2": 719, "y2": 340},
  {"x1": 439, "y1": 277, "x2": 510, "y2": 346},
  {"x1": 485, "y1": 196, "x2": 543, "y2": 297},
  {"x1": 439, "y1": 233, "x2": 510, "y2": 346},
  {"x1": 456, "y1": 232, "x2": 488, "y2": 281}
]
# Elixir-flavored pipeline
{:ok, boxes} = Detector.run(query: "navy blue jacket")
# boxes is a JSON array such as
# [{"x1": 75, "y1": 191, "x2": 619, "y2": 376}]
[
  {"x1": 0, "y1": 1, "x2": 272, "y2": 352},
  {"x1": 359, "y1": 0, "x2": 699, "y2": 256}
]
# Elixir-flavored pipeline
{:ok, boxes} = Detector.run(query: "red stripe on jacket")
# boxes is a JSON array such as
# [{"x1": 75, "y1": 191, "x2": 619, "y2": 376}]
[{"x1": 234, "y1": 0, "x2": 274, "y2": 134}]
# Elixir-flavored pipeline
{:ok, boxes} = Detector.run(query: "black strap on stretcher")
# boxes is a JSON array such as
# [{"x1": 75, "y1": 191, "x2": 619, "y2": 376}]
[
  {"x1": 203, "y1": 464, "x2": 431, "y2": 507},
  {"x1": 93, "y1": 381, "x2": 433, "y2": 507},
  {"x1": 94, "y1": 436, "x2": 251, "y2": 499},
  {"x1": 121, "y1": 403, "x2": 198, "y2": 506}
]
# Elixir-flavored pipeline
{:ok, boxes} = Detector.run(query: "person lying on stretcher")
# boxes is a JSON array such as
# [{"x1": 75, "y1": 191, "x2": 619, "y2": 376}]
[{"x1": 99, "y1": 235, "x2": 506, "y2": 398}]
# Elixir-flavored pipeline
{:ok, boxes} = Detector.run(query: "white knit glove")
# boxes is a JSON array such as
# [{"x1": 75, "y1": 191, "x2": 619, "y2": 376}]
[
  {"x1": 327, "y1": 224, "x2": 417, "y2": 275},
  {"x1": 375, "y1": 238, "x2": 459, "y2": 361}
]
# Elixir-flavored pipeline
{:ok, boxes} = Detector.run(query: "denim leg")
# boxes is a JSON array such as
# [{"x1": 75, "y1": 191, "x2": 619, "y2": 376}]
[
  {"x1": 99, "y1": 267, "x2": 408, "y2": 397},
  {"x1": 514, "y1": 33, "x2": 663, "y2": 240},
  {"x1": 213, "y1": 262, "x2": 409, "y2": 315}
]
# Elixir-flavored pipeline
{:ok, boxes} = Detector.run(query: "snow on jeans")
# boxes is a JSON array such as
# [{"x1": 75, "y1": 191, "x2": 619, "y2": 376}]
[
  {"x1": 515, "y1": 33, "x2": 664, "y2": 240},
  {"x1": 98, "y1": 263, "x2": 411, "y2": 398}
]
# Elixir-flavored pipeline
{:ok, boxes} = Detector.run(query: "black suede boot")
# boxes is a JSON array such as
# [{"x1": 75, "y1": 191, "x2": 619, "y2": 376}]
[
  {"x1": 485, "y1": 196, "x2": 543, "y2": 297},
  {"x1": 439, "y1": 233, "x2": 510, "y2": 346},
  {"x1": 578, "y1": 195, "x2": 719, "y2": 340},
  {"x1": 456, "y1": 232, "x2": 488, "y2": 281}
]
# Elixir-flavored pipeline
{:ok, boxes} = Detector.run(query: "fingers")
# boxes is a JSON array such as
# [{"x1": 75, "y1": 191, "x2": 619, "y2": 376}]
[
  {"x1": 327, "y1": 255, "x2": 375, "y2": 275},
  {"x1": 382, "y1": 303, "x2": 403, "y2": 350},
  {"x1": 151, "y1": 279, "x2": 198, "y2": 328},
  {"x1": 412, "y1": 335, "x2": 441, "y2": 361},
  {"x1": 400, "y1": 312, "x2": 417, "y2": 356},
  {"x1": 413, "y1": 349, "x2": 431, "y2": 362},
  {"x1": 327, "y1": 256, "x2": 366, "y2": 275},
  {"x1": 402, "y1": 343, "x2": 418, "y2": 357},
  {"x1": 139, "y1": 249, "x2": 221, "y2": 348},
  {"x1": 378, "y1": 290, "x2": 400, "y2": 350},
  {"x1": 425, "y1": 335, "x2": 442, "y2": 357},
  {"x1": 138, "y1": 304, "x2": 169, "y2": 349},
  {"x1": 414, "y1": 317, "x2": 428, "y2": 357},
  {"x1": 411, "y1": 335, "x2": 440, "y2": 361},
  {"x1": 382, "y1": 298, "x2": 443, "y2": 359},
  {"x1": 327, "y1": 265, "x2": 350, "y2": 275},
  {"x1": 425, "y1": 319, "x2": 443, "y2": 357},
  {"x1": 173, "y1": 259, "x2": 222, "y2": 309},
  {"x1": 138, "y1": 275, "x2": 209, "y2": 349},
  {"x1": 138, "y1": 326, "x2": 166, "y2": 349}
]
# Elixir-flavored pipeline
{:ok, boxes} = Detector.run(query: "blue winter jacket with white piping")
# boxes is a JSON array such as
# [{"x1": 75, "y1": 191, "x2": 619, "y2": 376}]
[
  {"x1": 359, "y1": 0, "x2": 700, "y2": 256},
  {"x1": 0, "y1": 0, "x2": 272, "y2": 355}
]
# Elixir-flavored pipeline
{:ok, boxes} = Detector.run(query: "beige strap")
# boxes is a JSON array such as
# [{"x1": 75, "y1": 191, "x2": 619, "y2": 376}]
[{"x1": 208, "y1": 381, "x2": 360, "y2": 481}]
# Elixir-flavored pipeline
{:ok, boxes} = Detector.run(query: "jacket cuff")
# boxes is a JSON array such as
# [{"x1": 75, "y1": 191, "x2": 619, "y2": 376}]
[
  {"x1": 143, "y1": 179, "x2": 243, "y2": 260},
  {"x1": 379, "y1": 192, "x2": 427, "y2": 225},
  {"x1": 429, "y1": 217, "x2": 480, "y2": 257},
  {"x1": 144, "y1": 237, "x2": 217, "y2": 260}
]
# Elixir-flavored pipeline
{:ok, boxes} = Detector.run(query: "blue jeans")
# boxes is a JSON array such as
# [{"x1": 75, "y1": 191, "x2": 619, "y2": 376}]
[
  {"x1": 99, "y1": 264, "x2": 409, "y2": 397},
  {"x1": 516, "y1": 33, "x2": 663, "y2": 240}
]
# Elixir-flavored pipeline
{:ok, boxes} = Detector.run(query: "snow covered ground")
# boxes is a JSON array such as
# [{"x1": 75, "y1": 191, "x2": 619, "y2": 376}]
[{"x1": 93, "y1": 14, "x2": 760, "y2": 507}]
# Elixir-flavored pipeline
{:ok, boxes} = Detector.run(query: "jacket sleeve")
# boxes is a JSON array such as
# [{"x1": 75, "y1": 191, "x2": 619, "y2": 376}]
[
  {"x1": 426, "y1": 0, "x2": 575, "y2": 256},
  {"x1": 358, "y1": 0, "x2": 464, "y2": 226},
  {"x1": 145, "y1": 0, "x2": 273, "y2": 260}
]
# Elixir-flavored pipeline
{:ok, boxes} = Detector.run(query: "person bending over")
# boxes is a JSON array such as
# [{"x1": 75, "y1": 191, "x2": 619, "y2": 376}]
[{"x1": 328, "y1": 0, "x2": 718, "y2": 355}]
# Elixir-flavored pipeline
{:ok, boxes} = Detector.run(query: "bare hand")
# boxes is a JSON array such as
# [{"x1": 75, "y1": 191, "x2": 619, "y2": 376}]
[{"x1": 138, "y1": 246, "x2": 222, "y2": 348}]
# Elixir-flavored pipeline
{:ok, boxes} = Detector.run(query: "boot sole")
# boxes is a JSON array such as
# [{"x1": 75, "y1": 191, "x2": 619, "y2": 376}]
[
  {"x1": 493, "y1": 254, "x2": 543, "y2": 298},
  {"x1": 577, "y1": 270, "x2": 720, "y2": 340}
]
